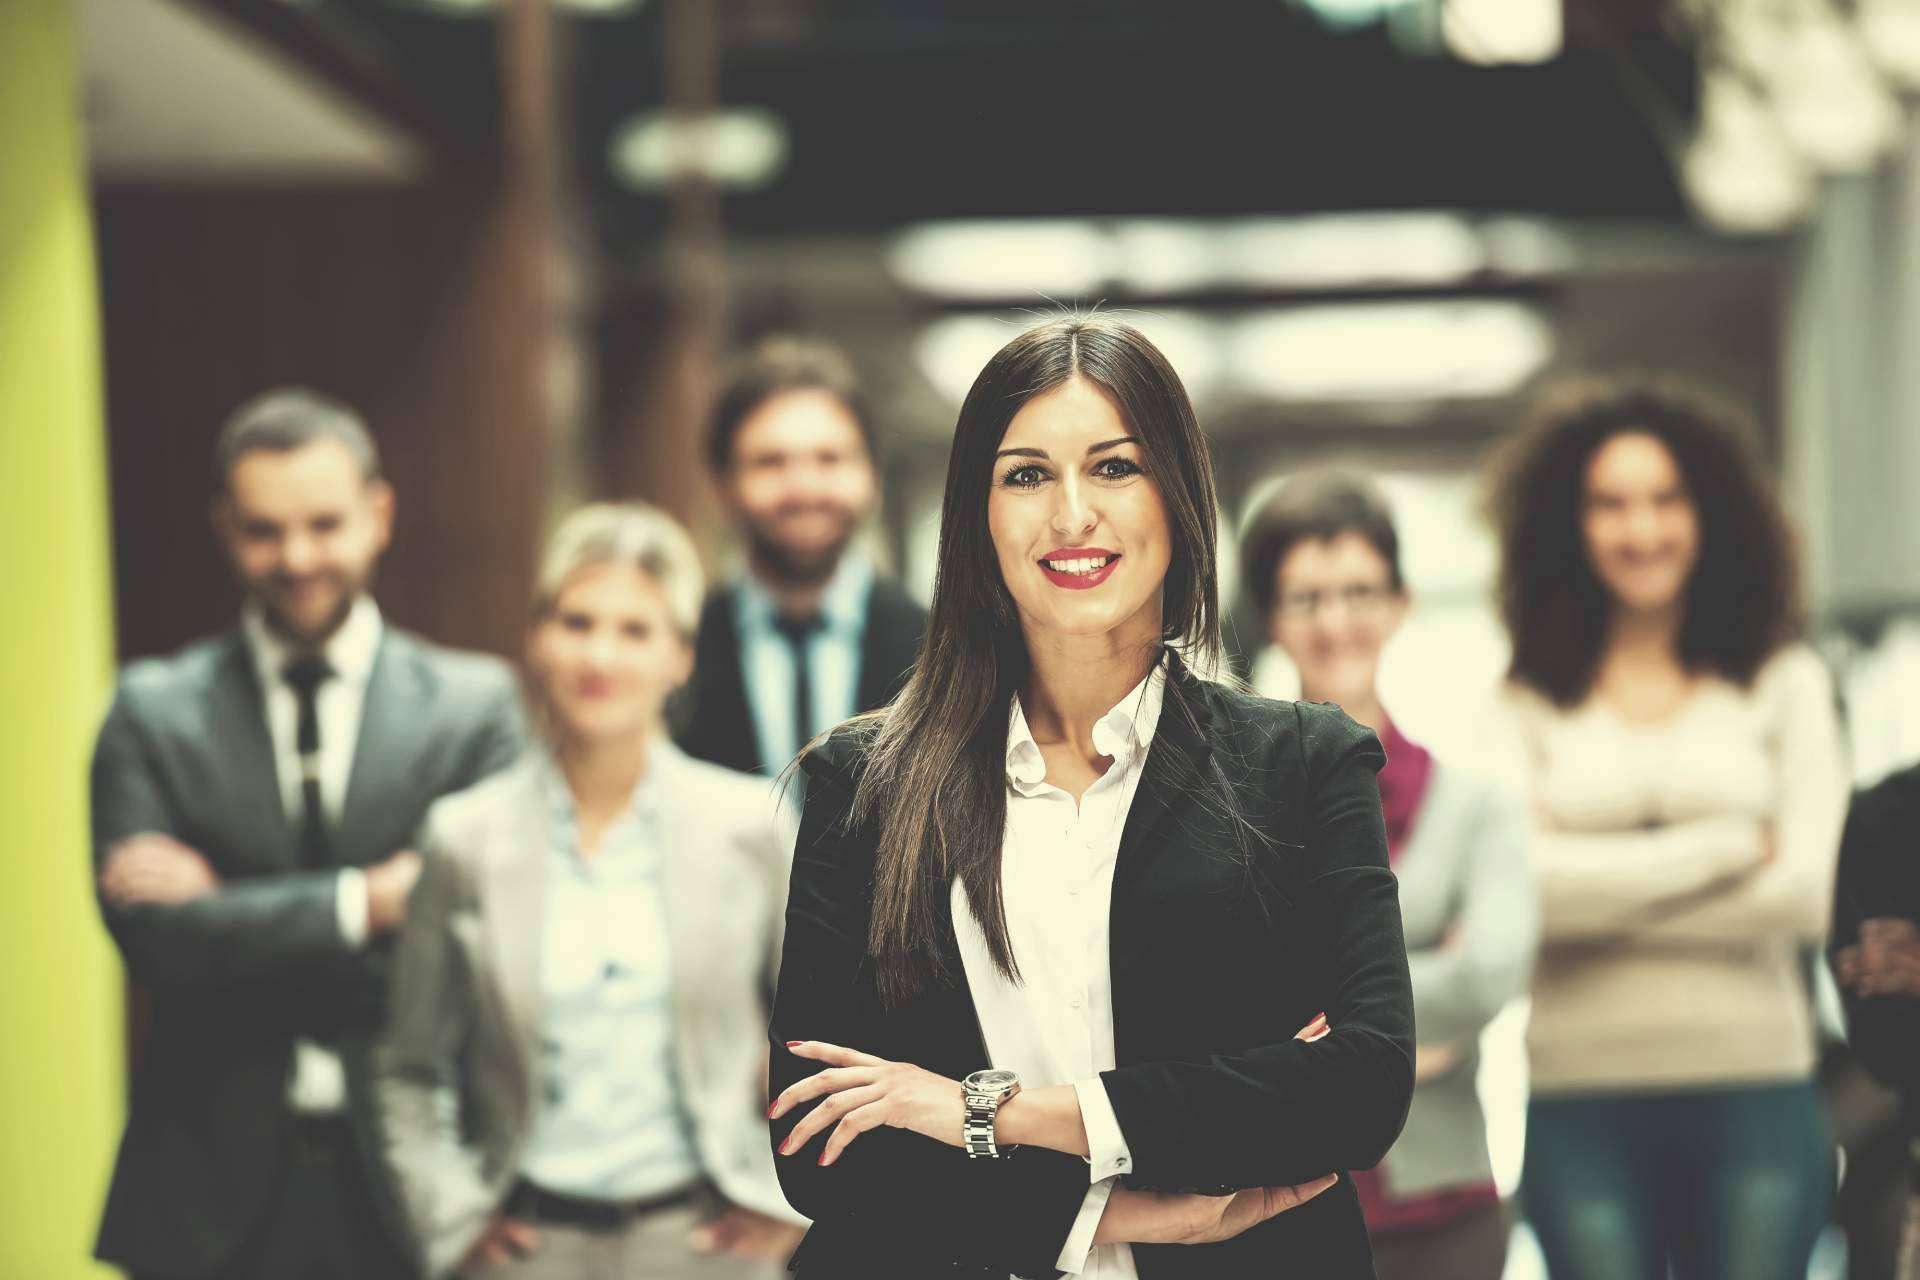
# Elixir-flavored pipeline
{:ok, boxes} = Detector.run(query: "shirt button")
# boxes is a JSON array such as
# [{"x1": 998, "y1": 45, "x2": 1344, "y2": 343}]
[
  {"x1": 1069, "y1": 993, "x2": 1083, "y2": 1009},
  {"x1": 1068, "y1": 883, "x2": 1081, "y2": 896}
]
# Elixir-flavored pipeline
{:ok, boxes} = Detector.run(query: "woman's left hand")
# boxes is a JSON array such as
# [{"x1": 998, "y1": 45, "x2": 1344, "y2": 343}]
[{"x1": 769, "y1": 1041, "x2": 964, "y2": 1166}]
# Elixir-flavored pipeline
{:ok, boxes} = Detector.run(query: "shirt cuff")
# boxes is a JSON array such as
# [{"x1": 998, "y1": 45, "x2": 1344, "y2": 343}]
[
  {"x1": 1073, "y1": 1076, "x2": 1133, "y2": 1182},
  {"x1": 1054, "y1": 1177, "x2": 1116, "y2": 1274},
  {"x1": 336, "y1": 868, "x2": 370, "y2": 949}
]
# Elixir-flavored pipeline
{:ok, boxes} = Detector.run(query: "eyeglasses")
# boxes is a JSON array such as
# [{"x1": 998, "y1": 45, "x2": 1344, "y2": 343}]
[{"x1": 1274, "y1": 583, "x2": 1396, "y2": 619}]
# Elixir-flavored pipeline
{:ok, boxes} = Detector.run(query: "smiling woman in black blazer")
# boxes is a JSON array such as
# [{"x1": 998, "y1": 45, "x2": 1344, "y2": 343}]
[{"x1": 766, "y1": 315, "x2": 1415, "y2": 1279}]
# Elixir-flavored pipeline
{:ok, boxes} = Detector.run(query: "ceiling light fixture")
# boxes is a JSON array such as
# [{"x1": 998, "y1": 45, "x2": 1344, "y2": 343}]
[{"x1": 608, "y1": 106, "x2": 788, "y2": 191}]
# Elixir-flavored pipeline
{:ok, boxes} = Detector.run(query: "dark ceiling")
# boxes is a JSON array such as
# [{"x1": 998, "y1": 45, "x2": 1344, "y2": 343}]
[{"x1": 311, "y1": 0, "x2": 1697, "y2": 252}]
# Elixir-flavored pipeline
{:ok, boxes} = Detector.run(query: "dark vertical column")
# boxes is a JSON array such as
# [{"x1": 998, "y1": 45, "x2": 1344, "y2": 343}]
[
  {"x1": 602, "y1": 0, "x2": 728, "y2": 553},
  {"x1": 94, "y1": 2, "x2": 582, "y2": 662}
]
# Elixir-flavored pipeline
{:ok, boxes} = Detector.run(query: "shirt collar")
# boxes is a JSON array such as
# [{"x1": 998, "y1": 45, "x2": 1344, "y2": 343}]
[
  {"x1": 536, "y1": 747, "x2": 668, "y2": 842},
  {"x1": 815, "y1": 552, "x2": 873, "y2": 633},
  {"x1": 1004, "y1": 653, "x2": 1167, "y2": 796},
  {"x1": 737, "y1": 550, "x2": 874, "y2": 636},
  {"x1": 243, "y1": 595, "x2": 384, "y2": 691}
]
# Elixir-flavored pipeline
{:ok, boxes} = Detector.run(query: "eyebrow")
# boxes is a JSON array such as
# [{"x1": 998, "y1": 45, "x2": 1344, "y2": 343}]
[{"x1": 994, "y1": 435, "x2": 1138, "y2": 461}]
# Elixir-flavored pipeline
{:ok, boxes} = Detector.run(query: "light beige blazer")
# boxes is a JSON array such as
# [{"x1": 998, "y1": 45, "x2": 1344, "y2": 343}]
[{"x1": 376, "y1": 745, "x2": 802, "y2": 1278}]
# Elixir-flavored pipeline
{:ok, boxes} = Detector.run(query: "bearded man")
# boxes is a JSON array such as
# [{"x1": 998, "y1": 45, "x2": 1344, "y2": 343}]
[{"x1": 675, "y1": 338, "x2": 925, "y2": 777}]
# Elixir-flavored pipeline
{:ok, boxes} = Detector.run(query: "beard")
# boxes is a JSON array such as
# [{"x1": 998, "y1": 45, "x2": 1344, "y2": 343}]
[
  {"x1": 253, "y1": 569, "x2": 365, "y2": 649},
  {"x1": 741, "y1": 508, "x2": 862, "y2": 588}
]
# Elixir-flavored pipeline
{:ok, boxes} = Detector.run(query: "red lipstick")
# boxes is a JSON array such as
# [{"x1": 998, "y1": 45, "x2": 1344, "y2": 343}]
[{"x1": 1037, "y1": 546, "x2": 1121, "y2": 591}]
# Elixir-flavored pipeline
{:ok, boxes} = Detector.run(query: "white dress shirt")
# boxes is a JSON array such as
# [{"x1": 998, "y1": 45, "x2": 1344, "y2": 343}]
[
  {"x1": 951, "y1": 660, "x2": 1164, "y2": 1279},
  {"x1": 242, "y1": 596, "x2": 382, "y2": 1113},
  {"x1": 517, "y1": 755, "x2": 704, "y2": 1199}
]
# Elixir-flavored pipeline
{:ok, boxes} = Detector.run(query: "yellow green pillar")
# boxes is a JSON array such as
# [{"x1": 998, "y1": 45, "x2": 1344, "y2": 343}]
[{"x1": 0, "y1": 1, "x2": 126, "y2": 1276}]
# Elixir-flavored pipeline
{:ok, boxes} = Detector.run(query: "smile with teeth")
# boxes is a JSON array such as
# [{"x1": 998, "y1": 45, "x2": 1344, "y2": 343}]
[{"x1": 1040, "y1": 553, "x2": 1119, "y2": 576}]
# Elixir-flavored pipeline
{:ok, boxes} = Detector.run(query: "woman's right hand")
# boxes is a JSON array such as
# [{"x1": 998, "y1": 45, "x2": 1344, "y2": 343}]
[
  {"x1": 1094, "y1": 1177, "x2": 1341, "y2": 1246},
  {"x1": 462, "y1": 1215, "x2": 540, "y2": 1270}
]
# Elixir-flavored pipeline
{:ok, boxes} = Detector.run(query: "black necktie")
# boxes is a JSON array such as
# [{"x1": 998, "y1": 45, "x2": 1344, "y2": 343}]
[
  {"x1": 772, "y1": 613, "x2": 826, "y2": 760},
  {"x1": 281, "y1": 655, "x2": 335, "y2": 868}
]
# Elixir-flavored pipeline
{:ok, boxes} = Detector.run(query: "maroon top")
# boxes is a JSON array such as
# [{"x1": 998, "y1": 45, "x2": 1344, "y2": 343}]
[{"x1": 1351, "y1": 718, "x2": 1502, "y2": 1234}]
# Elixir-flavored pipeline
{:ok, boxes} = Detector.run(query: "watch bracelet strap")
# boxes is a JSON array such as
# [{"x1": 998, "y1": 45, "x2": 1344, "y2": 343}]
[{"x1": 964, "y1": 1092, "x2": 1001, "y2": 1158}]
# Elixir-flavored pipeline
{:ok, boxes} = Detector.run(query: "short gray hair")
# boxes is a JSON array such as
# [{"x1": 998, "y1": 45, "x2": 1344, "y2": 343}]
[
  {"x1": 215, "y1": 388, "x2": 381, "y2": 489},
  {"x1": 534, "y1": 503, "x2": 705, "y2": 640}
]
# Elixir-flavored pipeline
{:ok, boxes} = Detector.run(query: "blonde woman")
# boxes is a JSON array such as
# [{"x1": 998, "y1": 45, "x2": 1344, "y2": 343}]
[{"x1": 379, "y1": 504, "x2": 804, "y2": 1278}]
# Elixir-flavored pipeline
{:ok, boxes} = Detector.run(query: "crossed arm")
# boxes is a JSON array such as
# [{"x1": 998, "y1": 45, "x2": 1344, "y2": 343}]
[
  {"x1": 90, "y1": 693, "x2": 384, "y2": 1001},
  {"x1": 767, "y1": 724, "x2": 1412, "y2": 1275}
]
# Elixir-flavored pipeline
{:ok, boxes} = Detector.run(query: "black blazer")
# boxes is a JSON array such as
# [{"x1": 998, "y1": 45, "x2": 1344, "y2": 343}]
[
  {"x1": 675, "y1": 573, "x2": 927, "y2": 775},
  {"x1": 89, "y1": 627, "x2": 524, "y2": 1278},
  {"x1": 768, "y1": 652, "x2": 1415, "y2": 1278},
  {"x1": 1830, "y1": 760, "x2": 1920, "y2": 1090}
]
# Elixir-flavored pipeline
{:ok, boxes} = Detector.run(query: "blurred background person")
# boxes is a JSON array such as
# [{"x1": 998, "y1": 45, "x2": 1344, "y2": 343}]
[
  {"x1": 1831, "y1": 758, "x2": 1920, "y2": 1278},
  {"x1": 23, "y1": 3, "x2": 1920, "y2": 1276},
  {"x1": 1833, "y1": 758, "x2": 1920, "y2": 1086},
  {"x1": 89, "y1": 390, "x2": 525, "y2": 1280},
  {"x1": 1485, "y1": 379, "x2": 1849, "y2": 1280},
  {"x1": 1243, "y1": 469, "x2": 1535, "y2": 1280},
  {"x1": 674, "y1": 338, "x2": 926, "y2": 777},
  {"x1": 379, "y1": 503, "x2": 803, "y2": 1280}
]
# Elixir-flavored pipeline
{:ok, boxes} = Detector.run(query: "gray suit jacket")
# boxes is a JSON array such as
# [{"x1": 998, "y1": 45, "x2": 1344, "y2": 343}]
[
  {"x1": 1383, "y1": 760, "x2": 1536, "y2": 1197},
  {"x1": 378, "y1": 746, "x2": 803, "y2": 1279},
  {"x1": 90, "y1": 625, "x2": 525, "y2": 1277}
]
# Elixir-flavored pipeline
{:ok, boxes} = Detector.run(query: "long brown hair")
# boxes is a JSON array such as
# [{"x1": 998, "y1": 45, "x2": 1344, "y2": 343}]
[
  {"x1": 1486, "y1": 375, "x2": 1804, "y2": 706},
  {"x1": 847, "y1": 315, "x2": 1226, "y2": 1005}
]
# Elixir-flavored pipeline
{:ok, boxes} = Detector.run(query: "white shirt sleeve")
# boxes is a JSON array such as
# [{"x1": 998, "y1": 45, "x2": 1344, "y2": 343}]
[
  {"x1": 1051, "y1": 1078, "x2": 1133, "y2": 1270},
  {"x1": 335, "y1": 867, "x2": 370, "y2": 948},
  {"x1": 1074, "y1": 1076, "x2": 1133, "y2": 1180},
  {"x1": 1054, "y1": 1177, "x2": 1117, "y2": 1273}
]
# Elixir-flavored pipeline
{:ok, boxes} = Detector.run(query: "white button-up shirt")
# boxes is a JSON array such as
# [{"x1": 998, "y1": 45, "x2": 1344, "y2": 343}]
[
  {"x1": 952, "y1": 660, "x2": 1164, "y2": 1278},
  {"x1": 242, "y1": 596, "x2": 381, "y2": 1112},
  {"x1": 517, "y1": 757, "x2": 703, "y2": 1199}
]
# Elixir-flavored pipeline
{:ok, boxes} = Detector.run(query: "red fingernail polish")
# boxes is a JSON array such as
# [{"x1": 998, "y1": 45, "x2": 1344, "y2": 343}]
[
  {"x1": 816, "y1": 1153, "x2": 827, "y2": 1166},
  {"x1": 786, "y1": 1040, "x2": 802, "y2": 1048},
  {"x1": 766, "y1": 1104, "x2": 778, "y2": 1119}
]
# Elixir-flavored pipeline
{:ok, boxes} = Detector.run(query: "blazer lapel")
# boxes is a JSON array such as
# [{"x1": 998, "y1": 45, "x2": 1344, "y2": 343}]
[
  {"x1": 209, "y1": 632, "x2": 301, "y2": 871},
  {"x1": 1108, "y1": 652, "x2": 1214, "y2": 999},
  {"x1": 685, "y1": 587, "x2": 762, "y2": 775},
  {"x1": 1111, "y1": 652, "x2": 1211, "y2": 894},
  {"x1": 653, "y1": 747, "x2": 715, "y2": 1093},
  {"x1": 483, "y1": 767, "x2": 550, "y2": 1086},
  {"x1": 338, "y1": 632, "x2": 432, "y2": 865},
  {"x1": 855, "y1": 577, "x2": 924, "y2": 713}
]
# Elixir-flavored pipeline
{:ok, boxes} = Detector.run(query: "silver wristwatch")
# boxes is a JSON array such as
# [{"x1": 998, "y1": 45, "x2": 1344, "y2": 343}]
[{"x1": 961, "y1": 1068, "x2": 1021, "y2": 1159}]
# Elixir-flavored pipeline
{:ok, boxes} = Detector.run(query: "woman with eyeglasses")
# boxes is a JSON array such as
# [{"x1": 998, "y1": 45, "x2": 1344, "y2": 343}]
[
  {"x1": 1243, "y1": 470, "x2": 1534, "y2": 1280},
  {"x1": 763, "y1": 316, "x2": 1415, "y2": 1278},
  {"x1": 1486, "y1": 379, "x2": 1847, "y2": 1280}
]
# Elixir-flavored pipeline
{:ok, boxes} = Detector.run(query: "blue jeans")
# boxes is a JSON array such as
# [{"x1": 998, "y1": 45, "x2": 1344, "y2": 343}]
[{"x1": 1522, "y1": 1082, "x2": 1834, "y2": 1280}]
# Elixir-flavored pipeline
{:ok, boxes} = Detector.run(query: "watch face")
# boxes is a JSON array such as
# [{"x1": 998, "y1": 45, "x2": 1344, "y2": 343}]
[{"x1": 965, "y1": 1069, "x2": 1019, "y2": 1095}]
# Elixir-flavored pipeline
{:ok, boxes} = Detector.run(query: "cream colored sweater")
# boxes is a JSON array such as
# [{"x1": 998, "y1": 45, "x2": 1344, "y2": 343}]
[{"x1": 1489, "y1": 645, "x2": 1849, "y2": 1094}]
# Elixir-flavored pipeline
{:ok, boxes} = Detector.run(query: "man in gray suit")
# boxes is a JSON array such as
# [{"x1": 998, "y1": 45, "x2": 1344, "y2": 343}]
[{"x1": 90, "y1": 389, "x2": 524, "y2": 1280}]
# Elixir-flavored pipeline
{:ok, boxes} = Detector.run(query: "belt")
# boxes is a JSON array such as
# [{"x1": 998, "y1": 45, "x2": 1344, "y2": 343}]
[{"x1": 504, "y1": 1179, "x2": 701, "y2": 1233}]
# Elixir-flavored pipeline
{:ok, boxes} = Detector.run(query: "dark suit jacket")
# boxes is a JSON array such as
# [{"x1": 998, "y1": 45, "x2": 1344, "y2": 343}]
[
  {"x1": 768, "y1": 652, "x2": 1415, "y2": 1278},
  {"x1": 1831, "y1": 761, "x2": 1920, "y2": 1090},
  {"x1": 90, "y1": 625, "x2": 524, "y2": 1278},
  {"x1": 675, "y1": 573, "x2": 927, "y2": 775}
]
